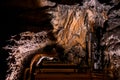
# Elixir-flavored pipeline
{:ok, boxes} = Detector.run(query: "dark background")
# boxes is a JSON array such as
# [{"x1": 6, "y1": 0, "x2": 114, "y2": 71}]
[{"x1": 0, "y1": 0, "x2": 53, "y2": 79}]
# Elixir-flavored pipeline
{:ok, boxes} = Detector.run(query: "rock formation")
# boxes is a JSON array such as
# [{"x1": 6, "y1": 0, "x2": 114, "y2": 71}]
[{"x1": 0, "y1": 0, "x2": 120, "y2": 80}]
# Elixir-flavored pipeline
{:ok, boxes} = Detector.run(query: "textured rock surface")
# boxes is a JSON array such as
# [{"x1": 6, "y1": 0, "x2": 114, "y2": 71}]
[
  {"x1": 101, "y1": 1, "x2": 120, "y2": 79},
  {"x1": 0, "y1": 0, "x2": 120, "y2": 80},
  {"x1": 3, "y1": 31, "x2": 52, "y2": 80}
]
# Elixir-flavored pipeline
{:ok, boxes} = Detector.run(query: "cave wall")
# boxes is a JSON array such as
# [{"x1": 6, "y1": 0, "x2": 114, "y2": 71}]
[
  {"x1": 0, "y1": 0, "x2": 120, "y2": 80},
  {"x1": 0, "y1": 0, "x2": 54, "y2": 80}
]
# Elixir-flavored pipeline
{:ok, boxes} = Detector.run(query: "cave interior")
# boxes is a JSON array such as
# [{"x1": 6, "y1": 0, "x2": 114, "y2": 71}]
[{"x1": 0, "y1": 0, "x2": 120, "y2": 80}]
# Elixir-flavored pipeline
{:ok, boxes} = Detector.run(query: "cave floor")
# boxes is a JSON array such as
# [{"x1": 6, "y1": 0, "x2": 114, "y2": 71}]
[{"x1": 34, "y1": 72, "x2": 113, "y2": 80}]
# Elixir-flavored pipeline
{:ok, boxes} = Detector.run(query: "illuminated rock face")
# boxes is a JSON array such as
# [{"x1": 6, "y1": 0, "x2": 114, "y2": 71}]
[
  {"x1": 1, "y1": 0, "x2": 120, "y2": 80},
  {"x1": 51, "y1": 5, "x2": 88, "y2": 63},
  {"x1": 50, "y1": 3, "x2": 107, "y2": 64},
  {"x1": 4, "y1": 31, "x2": 52, "y2": 80},
  {"x1": 101, "y1": 1, "x2": 120, "y2": 79}
]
